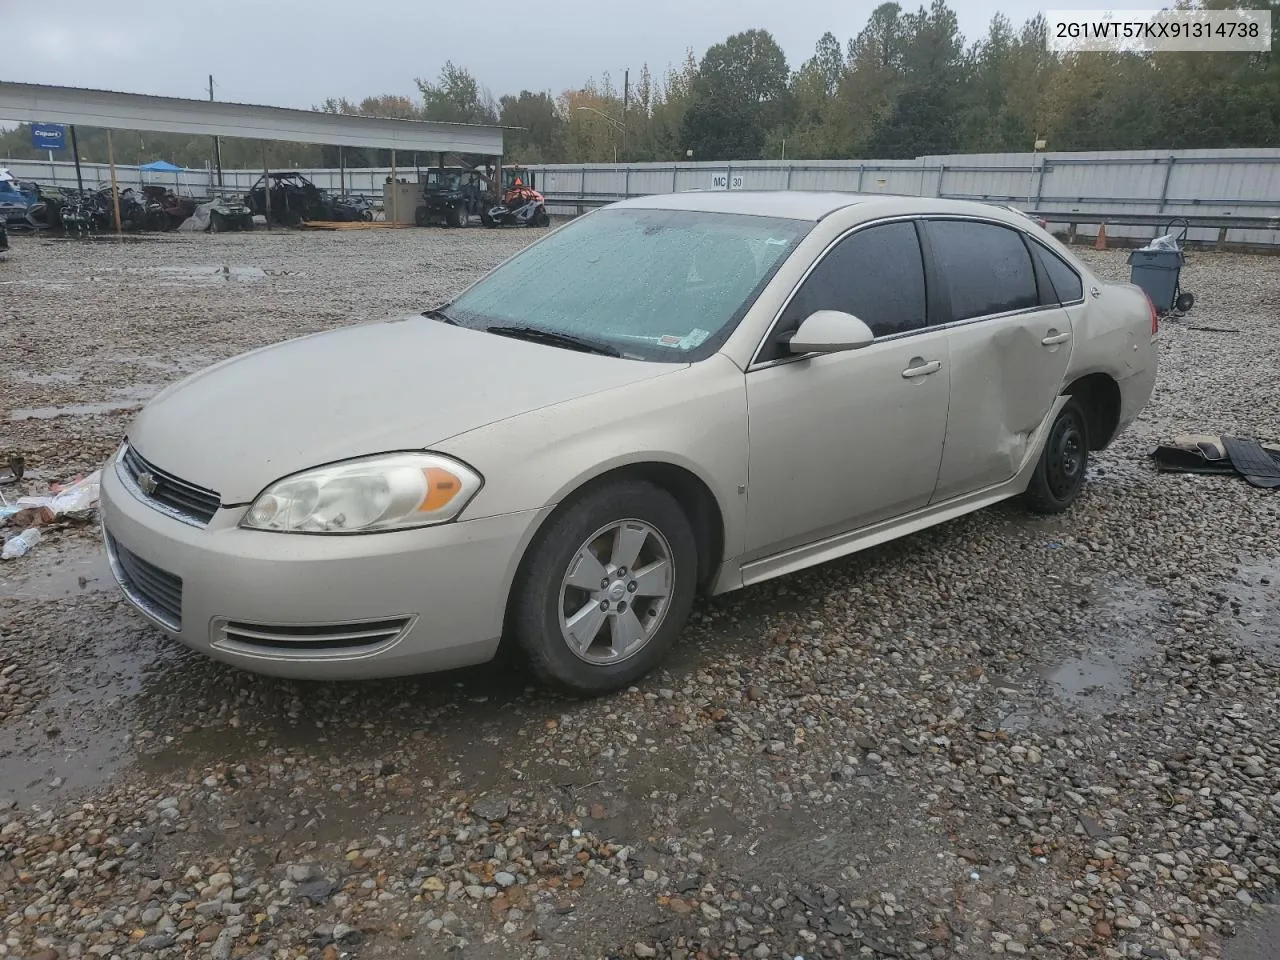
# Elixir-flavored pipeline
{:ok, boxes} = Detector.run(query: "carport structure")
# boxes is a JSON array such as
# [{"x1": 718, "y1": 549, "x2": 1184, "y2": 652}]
[{"x1": 0, "y1": 81, "x2": 507, "y2": 229}]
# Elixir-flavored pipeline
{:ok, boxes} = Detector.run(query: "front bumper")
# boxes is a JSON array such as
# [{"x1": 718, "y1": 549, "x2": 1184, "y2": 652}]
[{"x1": 100, "y1": 454, "x2": 545, "y2": 680}]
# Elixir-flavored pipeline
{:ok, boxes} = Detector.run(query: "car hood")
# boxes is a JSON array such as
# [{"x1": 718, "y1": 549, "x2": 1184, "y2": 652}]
[{"x1": 126, "y1": 317, "x2": 677, "y2": 504}]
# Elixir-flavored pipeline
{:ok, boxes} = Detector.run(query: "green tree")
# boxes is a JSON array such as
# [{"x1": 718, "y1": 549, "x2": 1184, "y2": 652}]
[
  {"x1": 499, "y1": 91, "x2": 564, "y2": 163},
  {"x1": 416, "y1": 62, "x2": 498, "y2": 124},
  {"x1": 682, "y1": 29, "x2": 790, "y2": 159}
]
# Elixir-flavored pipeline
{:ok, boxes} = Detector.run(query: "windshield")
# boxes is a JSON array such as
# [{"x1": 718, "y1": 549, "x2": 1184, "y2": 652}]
[{"x1": 445, "y1": 207, "x2": 811, "y2": 362}]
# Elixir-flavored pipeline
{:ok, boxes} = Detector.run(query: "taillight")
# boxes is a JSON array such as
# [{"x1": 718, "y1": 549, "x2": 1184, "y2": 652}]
[{"x1": 1147, "y1": 293, "x2": 1159, "y2": 336}]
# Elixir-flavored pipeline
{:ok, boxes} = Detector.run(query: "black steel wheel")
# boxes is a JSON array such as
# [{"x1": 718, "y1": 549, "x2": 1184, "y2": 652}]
[
  {"x1": 1023, "y1": 399, "x2": 1089, "y2": 514},
  {"x1": 1175, "y1": 291, "x2": 1195, "y2": 313}
]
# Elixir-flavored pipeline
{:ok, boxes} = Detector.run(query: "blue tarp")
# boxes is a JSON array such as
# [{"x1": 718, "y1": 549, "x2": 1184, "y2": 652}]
[{"x1": 139, "y1": 160, "x2": 185, "y2": 172}]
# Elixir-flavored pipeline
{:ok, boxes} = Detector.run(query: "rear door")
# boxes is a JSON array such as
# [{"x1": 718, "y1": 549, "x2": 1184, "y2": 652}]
[{"x1": 924, "y1": 218, "x2": 1078, "y2": 502}]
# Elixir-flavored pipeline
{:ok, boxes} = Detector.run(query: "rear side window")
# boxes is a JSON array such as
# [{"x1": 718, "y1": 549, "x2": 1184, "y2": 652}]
[
  {"x1": 928, "y1": 220, "x2": 1038, "y2": 321},
  {"x1": 1035, "y1": 243, "x2": 1085, "y2": 303},
  {"x1": 770, "y1": 221, "x2": 927, "y2": 356}
]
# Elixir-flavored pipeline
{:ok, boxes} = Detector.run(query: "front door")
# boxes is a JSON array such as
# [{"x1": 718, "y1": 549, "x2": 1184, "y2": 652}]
[
  {"x1": 923, "y1": 218, "x2": 1077, "y2": 502},
  {"x1": 745, "y1": 220, "x2": 951, "y2": 559}
]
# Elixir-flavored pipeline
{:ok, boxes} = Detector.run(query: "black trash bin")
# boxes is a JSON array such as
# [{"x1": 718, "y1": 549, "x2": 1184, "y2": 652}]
[{"x1": 1127, "y1": 246, "x2": 1184, "y2": 314}]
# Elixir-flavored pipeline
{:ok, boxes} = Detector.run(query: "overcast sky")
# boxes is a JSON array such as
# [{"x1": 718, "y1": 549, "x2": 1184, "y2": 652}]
[{"x1": 7, "y1": 0, "x2": 1139, "y2": 115}]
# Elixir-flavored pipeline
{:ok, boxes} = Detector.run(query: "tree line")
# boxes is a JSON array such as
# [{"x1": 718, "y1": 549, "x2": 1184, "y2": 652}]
[{"x1": 1, "y1": 0, "x2": 1275, "y2": 174}]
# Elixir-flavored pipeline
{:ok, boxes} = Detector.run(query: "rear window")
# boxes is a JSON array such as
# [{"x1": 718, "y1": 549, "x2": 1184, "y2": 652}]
[{"x1": 1035, "y1": 243, "x2": 1085, "y2": 303}]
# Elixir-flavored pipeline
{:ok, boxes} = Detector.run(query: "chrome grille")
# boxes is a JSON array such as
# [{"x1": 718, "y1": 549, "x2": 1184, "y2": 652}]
[
  {"x1": 105, "y1": 533, "x2": 183, "y2": 631},
  {"x1": 121, "y1": 444, "x2": 221, "y2": 526},
  {"x1": 218, "y1": 618, "x2": 412, "y2": 654}
]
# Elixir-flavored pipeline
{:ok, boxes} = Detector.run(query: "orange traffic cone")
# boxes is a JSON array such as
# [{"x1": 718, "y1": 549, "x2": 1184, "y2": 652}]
[{"x1": 1095, "y1": 223, "x2": 1107, "y2": 250}]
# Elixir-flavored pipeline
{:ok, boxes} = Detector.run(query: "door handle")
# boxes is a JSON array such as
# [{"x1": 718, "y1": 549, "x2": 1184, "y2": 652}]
[
  {"x1": 901, "y1": 359, "x2": 942, "y2": 379},
  {"x1": 1041, "y1": 330, "x2": 1072, "y2": 346}
]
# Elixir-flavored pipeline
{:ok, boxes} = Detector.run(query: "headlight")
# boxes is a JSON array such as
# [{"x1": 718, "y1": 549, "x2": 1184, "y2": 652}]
[{"x1": 240, "y1": 453, "x2": 482, "y2": 534}]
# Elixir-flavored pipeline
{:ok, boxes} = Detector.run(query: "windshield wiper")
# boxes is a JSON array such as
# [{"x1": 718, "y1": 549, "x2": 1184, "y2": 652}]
[
  {"x1": 423, "y1": 307, "x2": 457, "y2": 325},
  {"x1": 484, "y1": 325, "x2": 621, "y2": 357}
]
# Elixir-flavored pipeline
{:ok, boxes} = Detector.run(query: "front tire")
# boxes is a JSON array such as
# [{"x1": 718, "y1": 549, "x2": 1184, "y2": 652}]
[
  {"x1": 1024, "y1": 398, "x2": 1089, "y2": 514},
  {"x1": 509, "y1": 481, "x2": 698, "y2": 696}
]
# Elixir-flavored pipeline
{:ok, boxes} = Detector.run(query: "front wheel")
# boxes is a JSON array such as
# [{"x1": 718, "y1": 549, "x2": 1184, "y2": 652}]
[
  {"x1": 509, "y1": 481, "x2": 698, "y2": 696},
  {"x1": 1023, "y1": 399, "x2": 1089, "y2": 514}
]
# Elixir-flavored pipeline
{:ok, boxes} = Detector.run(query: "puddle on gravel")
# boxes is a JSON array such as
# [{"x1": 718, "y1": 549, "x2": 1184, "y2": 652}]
[
  {"x1": 1039, "y1": 583, "x2": 1164, "y2": 708},
  {"x1": 0, "y1": 542, "x2": 113, "y2": 601},
  {"x1": 1228, "y1": 560, "x2": 1280, "y2": 665},
  {"x1": 9, "y1": 384, "x2": 159, "y2": 420},
  {"x1": 91, "y1": 265, "x2": 268, "y2": 283},
  {"x1": 7, "y1": 369, "x2": 82, "y2": 386}
]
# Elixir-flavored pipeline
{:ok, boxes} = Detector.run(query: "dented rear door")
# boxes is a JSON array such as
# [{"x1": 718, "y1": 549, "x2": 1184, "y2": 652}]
[{"x1": 923, "y1": 218, "x2": 1074, "y2": 502}]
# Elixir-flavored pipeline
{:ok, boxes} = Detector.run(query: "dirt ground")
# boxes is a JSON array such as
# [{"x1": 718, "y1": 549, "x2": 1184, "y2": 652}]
[{"x1": 1, "y1": 227, "x2": 1279, "y2": 960}]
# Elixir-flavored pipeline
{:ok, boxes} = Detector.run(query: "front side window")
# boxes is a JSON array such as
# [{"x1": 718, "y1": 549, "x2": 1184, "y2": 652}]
[
  {"x1": 446, "y1": 208, "x2": 811, "y2": 362},
  {"x1": 762, "y1": 221, "x2": 927, "y2": 360},
  {"x1": 927, "y1": 220, "x2": 1038, "y2": 322}
]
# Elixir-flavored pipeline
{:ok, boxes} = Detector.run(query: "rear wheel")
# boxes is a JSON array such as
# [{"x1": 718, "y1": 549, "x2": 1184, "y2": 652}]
[
  {"x1": 533, "y1": 208, "x2": 551, "y2": 227},
  {"x1": 414, "y1": 205, "x2": 430, "y2": 227},
  {"x1": 509, "y1": 481, "x2": 698, "y2": 696},
  {"x1": 1175, "y1": 291, "x2": 1195, "y2": 313},
  {"x1": 1024, "y1": 398, "x2": 1089, "y2": 514}
]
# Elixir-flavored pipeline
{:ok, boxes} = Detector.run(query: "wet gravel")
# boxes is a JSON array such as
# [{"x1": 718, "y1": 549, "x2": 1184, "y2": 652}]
[{"x1": 2, "y1": 229, "x2": 1279, "y2": 960}]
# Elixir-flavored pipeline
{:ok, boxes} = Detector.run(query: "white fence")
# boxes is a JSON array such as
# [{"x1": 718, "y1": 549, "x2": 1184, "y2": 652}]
[{"x1": 4, "y1": 147, "x2": 1279, "y2": 245}]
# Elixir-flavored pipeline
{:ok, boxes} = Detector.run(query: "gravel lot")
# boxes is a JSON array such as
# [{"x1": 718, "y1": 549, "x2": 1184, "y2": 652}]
[{"x1": 1, "y1": 227, "x2": 1279, "y2": 960}]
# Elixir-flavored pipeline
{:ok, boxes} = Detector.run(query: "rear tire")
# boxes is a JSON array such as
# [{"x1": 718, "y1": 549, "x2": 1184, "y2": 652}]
[
  {"x1": 533, "y1": 208, "x2": 551, "y2": 227},
  {"x1": 1023, "y1": 398, "x2": 1089, "y2": 514},
  {"x1": 509, "y1": 481, "x2": 698, "y2": 696}
]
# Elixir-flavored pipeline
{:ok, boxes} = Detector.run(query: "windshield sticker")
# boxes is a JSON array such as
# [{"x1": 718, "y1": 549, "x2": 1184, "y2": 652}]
[
  {"x1": 680, "y1": 328, "x2": 712, "y2": 349},
  {"x1": 657, "y1": 334, "x2": 684, "y2": 348},
  {"x1": 765, "y1": 237, "x2": 790, "y2": 246}
]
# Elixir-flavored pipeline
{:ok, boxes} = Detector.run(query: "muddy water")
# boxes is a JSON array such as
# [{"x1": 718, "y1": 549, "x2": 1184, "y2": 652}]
[
  {"x1": 8, "y1": 384, "x2": 160, "y2": 421},
  {"x1": 1039, "y1": 582, "x2": 1163, "y2": 711},
  {"x1": 1230, "y1": 560, "x2": 1280, "y2": 665}
]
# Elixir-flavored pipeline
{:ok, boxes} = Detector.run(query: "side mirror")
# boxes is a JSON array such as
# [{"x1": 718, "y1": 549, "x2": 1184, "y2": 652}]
[{"x1": 788, "y1": 310, "x2": 875, "y2": 354}]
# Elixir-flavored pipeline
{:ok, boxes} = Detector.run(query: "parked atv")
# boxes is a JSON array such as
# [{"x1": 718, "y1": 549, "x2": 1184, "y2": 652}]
[
  {"x1": 245, "y1": 172, "x2": 347, "y2": 226},
  {"x1": 483, "y1": 179, "x2": 550, "y2": 228},
  {"x1": 141, "y1": 186, "x2": 198, "y2": 231},
  {"x1": 414, "y1": 168, "x2": 472, "y2": 227},
  {"x1": 207, "y1": 195, "x2": 254, "y2": 232}
]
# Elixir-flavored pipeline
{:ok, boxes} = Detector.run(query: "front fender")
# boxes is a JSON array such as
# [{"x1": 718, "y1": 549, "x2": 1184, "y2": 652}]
[{"x1": 438, "y1": 355, "x2": 749, "y2": 566}]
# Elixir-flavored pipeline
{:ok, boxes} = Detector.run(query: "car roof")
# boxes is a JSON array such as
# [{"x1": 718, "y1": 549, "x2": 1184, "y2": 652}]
[{"x1": 610, "y1": 190, "x2": 1035, "y2": 225}]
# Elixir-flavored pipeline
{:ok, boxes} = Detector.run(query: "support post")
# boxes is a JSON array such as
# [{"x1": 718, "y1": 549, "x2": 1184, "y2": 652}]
[
  {"x1": 338, "y1": 146, "x2": 345, "y2": 195},
  {"x1": 69, "y1": 125, "x2": 84, "y2": 195},
  {"x1": 209, "y1": 75, "x2": 223, "y2": 189},
  {"x1": 106, "y1": 130, "x2": 123, "y2": 239},
  {"x1": 1157, "y1": 156, "x2": 1175, "y2": 216},
  {"x1": 390, "y1": 150, "x2": 397, "y2": 224},
  {"x1": 262, "y1": 145, "x2": 271, "y2": 229}
]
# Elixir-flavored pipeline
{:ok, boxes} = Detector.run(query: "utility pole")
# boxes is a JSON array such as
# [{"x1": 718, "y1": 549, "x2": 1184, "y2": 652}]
[
  {"x1": 622, "y1": 69, "x2": 629, "y2": 163},
  {"x1": 209, "y1": 74, "x2": 223, "y2": 189}
]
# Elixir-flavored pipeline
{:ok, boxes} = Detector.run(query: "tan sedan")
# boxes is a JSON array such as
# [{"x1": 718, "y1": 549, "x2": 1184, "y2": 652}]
[{"x1": 100, "y1": 192, "x2": 1158, "y2": 694}]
